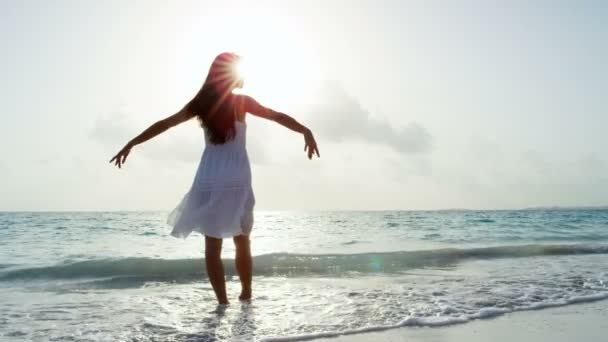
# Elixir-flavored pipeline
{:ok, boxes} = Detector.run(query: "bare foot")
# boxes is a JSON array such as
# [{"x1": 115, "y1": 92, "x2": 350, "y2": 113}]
[
  {"x1": 211, "y1": 304, "x2": 229, "y2": 316},
  {"x1": 239, "y1": 290, "x2": 252, "y2": 301}
]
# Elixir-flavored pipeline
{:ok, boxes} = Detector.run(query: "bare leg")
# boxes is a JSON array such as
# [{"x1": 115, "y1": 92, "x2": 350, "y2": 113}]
[
  {"x1": 205, "y1": 236, "x2": 228, "y2": 304},
  {"x1": 233, "y1": 235, "x2": 252, "y2": 300}
]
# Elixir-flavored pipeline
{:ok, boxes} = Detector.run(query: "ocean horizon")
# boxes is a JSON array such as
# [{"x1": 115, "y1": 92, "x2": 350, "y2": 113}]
[{"x1": 4, "y1": 206, "x2": 608, "y2": 213}]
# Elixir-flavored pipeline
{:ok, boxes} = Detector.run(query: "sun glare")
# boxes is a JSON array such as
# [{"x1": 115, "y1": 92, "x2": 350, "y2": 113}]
[
  {"x1": 236, "y1": 48, "x2": 321, "y2": 107},
  {"x1": 173, "y1": 4, "x2": 323, "y2": 109},
  {"x1": 181, "y1": 6, "x2": 322, "y2": 108},
  {"x1": 234, "y1": 57, "x2": 248, "y2": 81}
]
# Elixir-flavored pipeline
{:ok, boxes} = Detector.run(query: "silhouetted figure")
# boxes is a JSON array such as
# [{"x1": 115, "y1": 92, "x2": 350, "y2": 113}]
[{"x1": 110, "y1": 52, "x2": 319, "y2": 304}]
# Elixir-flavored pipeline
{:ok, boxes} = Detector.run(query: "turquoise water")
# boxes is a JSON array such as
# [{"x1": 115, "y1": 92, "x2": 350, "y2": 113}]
[{"x1": 1, "y1": 210, "x2": 608, "y2": 341}]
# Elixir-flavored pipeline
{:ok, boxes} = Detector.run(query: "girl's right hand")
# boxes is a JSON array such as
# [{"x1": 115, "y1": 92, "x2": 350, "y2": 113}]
[
  {"x1": 304, "y1": 130, "x2": 320, "y2": 160},
  {"x1": 109, "y1": 144, "x2": 132, "y2": 169}
]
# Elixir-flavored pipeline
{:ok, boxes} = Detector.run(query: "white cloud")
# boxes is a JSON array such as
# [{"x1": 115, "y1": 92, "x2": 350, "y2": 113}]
[
  {"x1": 84, "y1": 88, "x2": 608, "y2": 211},
  {"x1": 306, "y1": 82, "x2": 433, "y2": 155}
]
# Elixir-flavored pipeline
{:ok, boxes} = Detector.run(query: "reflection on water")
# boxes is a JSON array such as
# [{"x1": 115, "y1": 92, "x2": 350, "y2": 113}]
[{"x1": 232, "y1": 304, "x2": 257, "y2": 340}]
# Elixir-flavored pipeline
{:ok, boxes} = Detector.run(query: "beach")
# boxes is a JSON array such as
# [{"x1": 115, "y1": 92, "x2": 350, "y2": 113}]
[
  {"x1": 316, "y1": 299, "x2": 608, "y2": 342},
  {"x1": 1, "y1": 210, "x2": 607, "y2": 341}
]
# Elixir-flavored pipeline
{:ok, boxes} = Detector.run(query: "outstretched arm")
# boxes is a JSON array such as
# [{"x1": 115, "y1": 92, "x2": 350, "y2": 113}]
[
  {"x1": 243, "y1": 95, "x2": 320, "y2": 159},
  {"x1": 109, "y1": 105, "x2": 194, "y2": 168}
]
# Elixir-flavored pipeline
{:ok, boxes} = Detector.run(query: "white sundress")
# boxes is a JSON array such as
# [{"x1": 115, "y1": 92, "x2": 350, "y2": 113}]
[{"x1": 168, "y1": 121, "x2": 255, "y2": 239}]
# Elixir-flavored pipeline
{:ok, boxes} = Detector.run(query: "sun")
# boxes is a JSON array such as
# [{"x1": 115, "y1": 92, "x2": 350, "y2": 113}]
[
  {"x1": 221, "y1": 10, "x2": 322, "y2": 107},
  {"x1": 175, "y1": 5, "x2": 323, "y2": 109},
  {"x1": 235, "y1": 50, "x2": 320, "y2": 106}
]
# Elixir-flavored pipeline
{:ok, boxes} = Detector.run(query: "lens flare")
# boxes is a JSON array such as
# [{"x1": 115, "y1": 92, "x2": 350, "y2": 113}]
[{"x1": 369, "y1": 255, "x2": 383, "y2": 272}]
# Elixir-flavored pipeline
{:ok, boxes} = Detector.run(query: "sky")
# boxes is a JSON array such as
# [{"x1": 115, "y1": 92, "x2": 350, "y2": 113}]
[{"x1": 1, "y1": 0, "x2": 607, "y2": 211}]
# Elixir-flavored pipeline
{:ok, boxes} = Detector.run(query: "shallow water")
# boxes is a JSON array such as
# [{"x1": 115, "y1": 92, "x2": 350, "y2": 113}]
[{"x1": 1, "y1": 210, "x2": 607, "y2": 341}]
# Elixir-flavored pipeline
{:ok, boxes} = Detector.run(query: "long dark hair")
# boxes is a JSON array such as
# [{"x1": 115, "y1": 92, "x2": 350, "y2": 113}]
[{"x1": 187, "y1": 52, "x2": 243, "y2": 144}]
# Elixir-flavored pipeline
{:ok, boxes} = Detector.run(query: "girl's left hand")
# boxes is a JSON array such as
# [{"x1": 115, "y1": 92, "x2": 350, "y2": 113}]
[
  {"x1": 109, "y1": 144, "x2": 132, "y2": 168},
  {"x1": 304, "y1": 130, "x2": 320, "y2": 160}
]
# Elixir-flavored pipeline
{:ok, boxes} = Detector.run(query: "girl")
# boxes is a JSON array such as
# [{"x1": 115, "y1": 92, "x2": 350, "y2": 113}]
[{"x1": 110, "y1": 52, "x2": 320, "y2": 304}]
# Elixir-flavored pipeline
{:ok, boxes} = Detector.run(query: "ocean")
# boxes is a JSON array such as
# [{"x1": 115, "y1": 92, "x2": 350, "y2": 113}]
[{"x1": 1, "y1": 210, "x2": 608, "y2": 341}]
